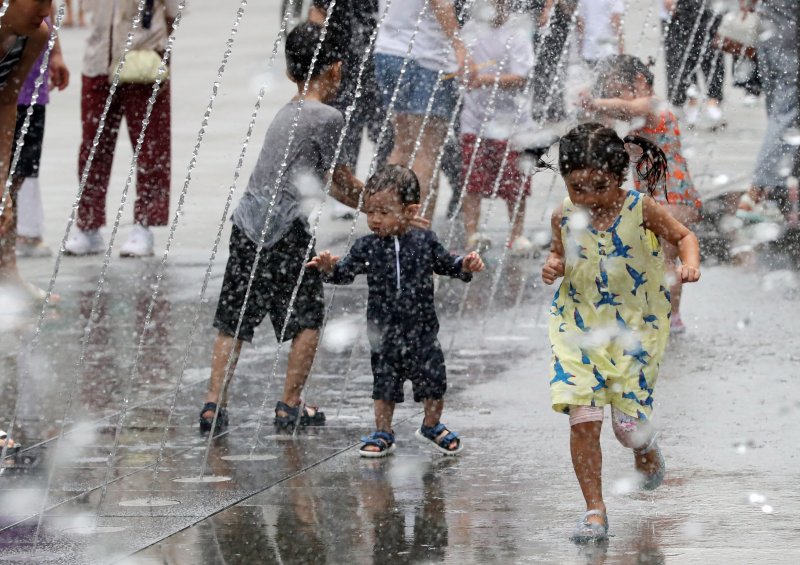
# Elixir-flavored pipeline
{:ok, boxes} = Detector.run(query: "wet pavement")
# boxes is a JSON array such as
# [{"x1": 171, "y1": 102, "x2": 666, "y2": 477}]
[{"x1": 2, "y1": 1, "x2": 800, "y2": 563}]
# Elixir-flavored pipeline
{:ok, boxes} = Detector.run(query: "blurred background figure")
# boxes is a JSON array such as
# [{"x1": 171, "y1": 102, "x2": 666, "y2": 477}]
[
  {"x1": 307, "y1": 1, "x2": 393, "y2": 221},
  {"x1": 15, "y1": 12, "x2": 70, "y2": 259},
  {"x1": 739, "y1": 0, "x2": 799, "y2": 224},
  {"x1": 531, "y1": 0, "x2": 578, "y2": 122},
  {"x1": 663, "y1": 0, "x2": 726, "y2": 129},
  {"x1": 575, "y1": 0, "x2": 624, "y2": 67},
  {"x1": 374, "y1": 0, "x2": 468, "y2": 221},
  {"x1": 66, "y1": 0, "x2": 178, "y2": 258},
  {"x1": 63, "y1": 0, "x2": 86, "y2": 28}
]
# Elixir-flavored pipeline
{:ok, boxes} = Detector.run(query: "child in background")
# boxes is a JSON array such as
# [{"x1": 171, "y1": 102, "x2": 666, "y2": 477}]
[
  {"x1": 15, "y1": 13, "x2": 70, "y2": 258},
  {"x1": 576, "y1": 0, "x2": 625, "y2": 66},
  {"x1": 308, "y1": 165, "x2": 484, "y2": 458},
  {"x1": 542, "y1": 123, "x2": 700, "y2": 542},
  {"x1": 461, "y1": 0, "x2": 535, "y2": 255},
  {"x1": 199, "y1": 23, "x2": 365, "y2": 433},
  {"x1": 584, "y1": 55, "x2": 702, "y2": 333}
]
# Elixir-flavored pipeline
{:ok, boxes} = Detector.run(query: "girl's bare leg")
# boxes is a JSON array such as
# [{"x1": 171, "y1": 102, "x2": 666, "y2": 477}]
[{"x1": 571, "y1": 421, "x2": 606, "y2": 525}]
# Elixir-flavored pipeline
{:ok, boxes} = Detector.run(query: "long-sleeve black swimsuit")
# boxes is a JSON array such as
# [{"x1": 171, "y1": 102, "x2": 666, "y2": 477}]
[{"x1": 324, "y1": 228, "x2": 472, "y2": 352}]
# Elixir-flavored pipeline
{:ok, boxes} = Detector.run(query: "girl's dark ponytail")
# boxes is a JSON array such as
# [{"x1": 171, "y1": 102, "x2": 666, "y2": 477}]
[{"x1": 622, "y1": 134, "x2": 668, "y2": 198}]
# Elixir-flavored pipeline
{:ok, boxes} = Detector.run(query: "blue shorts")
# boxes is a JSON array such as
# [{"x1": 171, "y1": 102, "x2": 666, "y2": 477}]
[{"x1": 374, "y1": 53, "x2": 458, "y2": 120}]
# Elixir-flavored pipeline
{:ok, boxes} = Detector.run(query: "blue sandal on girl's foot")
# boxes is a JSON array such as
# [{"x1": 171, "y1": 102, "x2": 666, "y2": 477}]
[
  {"x1": 415, "y1": 422, "x2": 463, "y2": 456},
  {"x1": 570, "y1": 510, "x2": 609, "y2": 543},
  {"x1": 199, "y1": 402, "x2": 228, "y2": 433},
  {"x1": 273, "y1": 401, "x2": 326, "y2": 429},
  {"x1": 635, "y1": 435, "x2": 666, "y2": 491},
  {"x1": 359, "y1": 430, "x2": 396, "y2": 458}
]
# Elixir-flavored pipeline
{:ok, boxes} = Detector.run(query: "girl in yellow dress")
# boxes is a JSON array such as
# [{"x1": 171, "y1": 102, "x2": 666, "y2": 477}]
[{"x1": 541, "y1": 123, "x2": 701, "y2": 543}]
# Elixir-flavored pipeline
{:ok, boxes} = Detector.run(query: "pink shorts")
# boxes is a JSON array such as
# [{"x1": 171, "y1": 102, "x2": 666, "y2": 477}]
[{"x1": 461, "y1": 134, "x2": 531, "y2": 202}]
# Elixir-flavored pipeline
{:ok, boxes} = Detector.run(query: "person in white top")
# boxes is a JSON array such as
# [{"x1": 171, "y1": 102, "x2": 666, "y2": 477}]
[
  {"x1": 576, "y1": 0, "x2": 625, "y2": 65},
  {"x1": 460, "y1": 0, "x2": 536, "y2": 254},
  {"x1": 374, "y1": 0, "x2": 468, "y2": 221}
]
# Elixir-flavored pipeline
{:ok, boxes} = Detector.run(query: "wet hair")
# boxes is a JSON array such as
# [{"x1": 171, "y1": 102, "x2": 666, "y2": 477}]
[
  {"x1": 365, "y1": 165, "x2": 421, "y2": 206},
  {"x1": 558, "y1": 122, "x2": 668, "y2": 197},
  {"x1": 594, "y1": 54, "x2": 655, "y2": 97},
  {"x1": 285, "y1": 22, "x2": 341, "y2": 83}
]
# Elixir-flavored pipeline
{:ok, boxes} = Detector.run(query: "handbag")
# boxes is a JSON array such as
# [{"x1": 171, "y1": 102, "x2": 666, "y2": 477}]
[
  {"x1": 116, "y1": 49, "x2": 168, "y2": 83},
  {"x1": 716, "y1": 10, "x2": 760, "y2": 58}
]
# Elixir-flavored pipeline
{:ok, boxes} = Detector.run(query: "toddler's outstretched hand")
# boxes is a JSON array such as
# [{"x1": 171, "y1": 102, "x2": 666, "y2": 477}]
[
  {"x1": 462, "y1": 251, "x2": 485, "y2": 273},
  {"x1": 306, "y1": 251, "x2": 339, "y2": 274},
  {"x1": 680, "y1": 265, "x2": 701, "y2": 283},
  {"x1": 542, "y1": 254, "x2": 565, "y2": 284}
]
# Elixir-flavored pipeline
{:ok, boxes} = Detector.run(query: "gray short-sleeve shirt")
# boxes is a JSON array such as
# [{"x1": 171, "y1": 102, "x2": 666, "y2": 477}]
[{"x1": 231, "y1": 100, "x2": 344, "y2": 249}]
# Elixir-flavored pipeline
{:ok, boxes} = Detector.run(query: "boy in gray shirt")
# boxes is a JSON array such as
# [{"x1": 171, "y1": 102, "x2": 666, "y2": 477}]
[{"x1": 200, "y1": 22, "x2": 364, "y2": 432}]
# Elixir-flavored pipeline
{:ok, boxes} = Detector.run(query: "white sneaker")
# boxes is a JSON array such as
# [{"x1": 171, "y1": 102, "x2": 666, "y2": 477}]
[
  {"x1": 64, "y1": 228, "x2": 105, "y2": 256},
  {"x1": 684, "y1": 105, "x2": 700, "y2": 128},
  {"x1": 330, "y1": 201, "x2": 356, "y2": 221},
  {"x1": 119, "y1": 224, "x2": 154, "y2": 258},
  {"x1": 508, "y1": 235, "x2": 535, "y2": 257},
  {"x1": 705, "y1": 104, "x2": 726, "y2": 130},
  {"x1": 466, "y1": 232, "x2": 492, "y2": 252}
]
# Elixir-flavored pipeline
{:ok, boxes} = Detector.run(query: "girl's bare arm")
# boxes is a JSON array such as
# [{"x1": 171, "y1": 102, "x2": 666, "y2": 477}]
[
  {"x1": 589, "y1": 96, "x2": 654, "y2": 120},
  {"x1": 542, "y1": 206, "x2": 566, "y2": 284},
  {"x1": 642, "y1": 196, "x2": 701, "y2": 281}
]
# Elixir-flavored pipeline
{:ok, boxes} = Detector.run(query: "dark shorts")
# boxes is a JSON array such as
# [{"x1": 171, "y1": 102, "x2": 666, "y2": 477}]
[
  {"x1": 12, "y1": 104, "x2": 45, "y2": 178},
  {"x1": 213, "y1": 222, "x2": 325, "y2": 343},
  {"x1": 371, "y1": 337, "x2": 447, "y2": 403},
  {"x1": 461, "y1": 134, "x2": 531, "y2": 201}
]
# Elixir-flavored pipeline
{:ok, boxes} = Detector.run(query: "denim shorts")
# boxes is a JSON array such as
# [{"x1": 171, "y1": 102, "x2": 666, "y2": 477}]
[{"x1": 374, "y1": 53, "x2": 458, "y2": 120}]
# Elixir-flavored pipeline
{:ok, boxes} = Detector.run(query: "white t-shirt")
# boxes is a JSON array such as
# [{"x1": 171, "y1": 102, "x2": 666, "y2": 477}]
[
  {"x1": 460, "y1": 16, "x2": 535, "y2": 140},
  {"x1": 375, "y1": 0, "x2": 457, "y2": 72},
  {"x1": 578, "y1": 0, "x2": 624, "y2": 61}
]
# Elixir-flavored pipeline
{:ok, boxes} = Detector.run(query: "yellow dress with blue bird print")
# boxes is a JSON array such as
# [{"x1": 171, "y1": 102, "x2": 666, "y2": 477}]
[{"x1": 548, "y1": 191, "x2": 671, "y2": 420}]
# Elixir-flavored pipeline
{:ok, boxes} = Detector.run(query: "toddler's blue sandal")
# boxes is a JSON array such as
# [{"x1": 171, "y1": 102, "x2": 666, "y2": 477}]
[
  {"x1": 415, "y1": 422, "x2": 463, "y2": 456},
  {"x1": 636, "y1": 435, "x2": 666, "y2": 491},
  {"x1": 570, "y1": 510, "x2": 609, "y2": 543},
  {"x1": 359, "y1": 430, "x2": 396, "y2": 458}
]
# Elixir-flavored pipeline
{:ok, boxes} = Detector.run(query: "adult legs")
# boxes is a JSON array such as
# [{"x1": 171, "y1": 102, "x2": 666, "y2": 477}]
[
  {"x1": 665, "y1": 0, "x2": 708, "y2": 107},
  {"x1": 506, "y1": 195, "x2": 527, "y2": 246},
  {"x1": 0, "y1": 177, "x2": 24, "y2": 281},
  {"x1": 76, "y1": 75, "x2": 124, "y2": 231},
  {"x1": 388, "y1": 113, "x2": 449, "y2": 221},
  {"x1": 532, "y1": 1, "x2": 576, "y2": 121},
  {"x1": 120, "y1": 82, "x2": 171, "y2": 228},
  {"x1": 462, "y1": 192, "x2": 481, "y2": 243}
]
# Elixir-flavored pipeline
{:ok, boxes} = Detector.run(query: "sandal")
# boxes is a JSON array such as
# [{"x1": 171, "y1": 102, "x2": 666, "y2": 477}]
[
  {"x1": 571, "y1": 509, "x2": 609, "y2": 543},
  {"x1": 415, "y1": 422, "x2": 463, "y2": 456},
  {"x1": 199, "y1": 402, "x2": 228, "y2": 433},
  {"x1": 359, "y1": 430, "x2": 396, "y2": 458},
  {"x1": 635, "y1": 434, "x2": 666, "y2": 491},
  {"x1": 274, "y1": 401, "x2": 326, "y2": 429}
]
